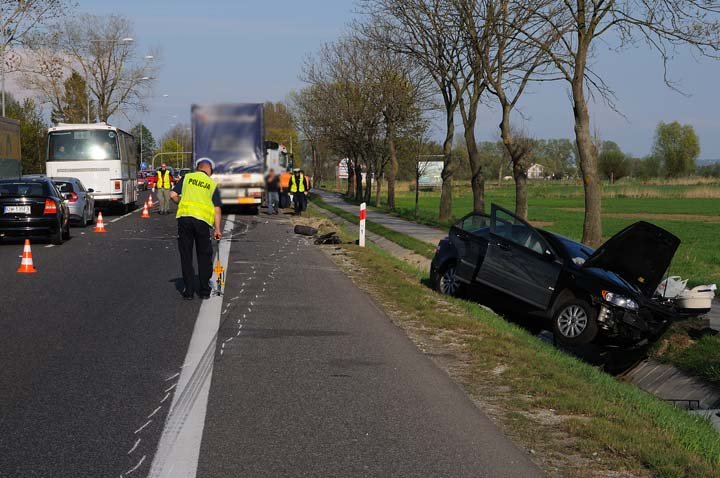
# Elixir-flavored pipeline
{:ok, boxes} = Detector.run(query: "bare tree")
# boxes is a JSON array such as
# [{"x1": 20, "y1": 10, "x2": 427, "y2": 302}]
[
  {"x1": 460, "y1": 0, "x2": 556, "y2": 219},
  {"x1": 302, "y1": 37, "x2": 385, "y2": 201},
  {"x1": 521, "y1": 0, "x2": 720, "y2": 246},
  {"x1": 32, "y1": 14, "x2": 158, "y2": 123},
  {"x1": 0, "y1": 0, "x2": 71, "y2": 114},
  {"x1": 359, "y1": 0, "x2": 464, "y2": 221}
]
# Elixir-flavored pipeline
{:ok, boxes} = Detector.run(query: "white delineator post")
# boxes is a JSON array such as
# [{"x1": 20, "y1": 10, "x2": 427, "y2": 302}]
[{"x1": 359, "y1": 202, "x2": 366, "y2": 247}]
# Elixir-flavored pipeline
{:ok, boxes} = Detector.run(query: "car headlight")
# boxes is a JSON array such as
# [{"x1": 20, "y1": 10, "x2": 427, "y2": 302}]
[{"x1": 602, "y1": 291, "x2": 639, "y2": 311}]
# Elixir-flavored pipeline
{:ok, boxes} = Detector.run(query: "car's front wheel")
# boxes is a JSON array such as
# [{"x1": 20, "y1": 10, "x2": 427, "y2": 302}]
[
  {"x1": 433, "y1": 262, "x2": 463, "y2": 297},
  {"x1": 552, "y1": 299, "x2": 598, "y2": 346}
]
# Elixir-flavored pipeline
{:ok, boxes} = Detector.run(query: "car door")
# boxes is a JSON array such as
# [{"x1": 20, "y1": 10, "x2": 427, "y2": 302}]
[
  {"x1": 474, "y1": 205, "x2": 562, "y2": 309},
  {"x1": 451, "y1": 213, "x2": 491, "y2": 284}
]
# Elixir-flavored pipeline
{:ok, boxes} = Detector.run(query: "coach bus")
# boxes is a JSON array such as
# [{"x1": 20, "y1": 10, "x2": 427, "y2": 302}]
[{"x1": 46, "y1": 123, "x2": 138, "y2": 212}]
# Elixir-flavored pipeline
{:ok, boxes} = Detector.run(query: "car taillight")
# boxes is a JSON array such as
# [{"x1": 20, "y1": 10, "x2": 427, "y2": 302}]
[
  {"x1": 114, "y1": 180, "x2": 122, "y2": 191},
  {"x1": 68, "y1": 192, "x2": 78, "y2": 202},
  {"x1": 43, "y1": 198, "x2": 58, "y2": 215}
]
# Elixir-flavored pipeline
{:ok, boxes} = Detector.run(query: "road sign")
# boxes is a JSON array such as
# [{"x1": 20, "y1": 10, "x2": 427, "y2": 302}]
[{"x1": 337, "y1": 158, "x2": 349, "y2": 179}]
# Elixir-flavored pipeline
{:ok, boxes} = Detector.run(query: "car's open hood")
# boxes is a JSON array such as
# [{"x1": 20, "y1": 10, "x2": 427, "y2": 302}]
[{"x1": 582, "y1": 221, "x2": 680, "y2": 298}]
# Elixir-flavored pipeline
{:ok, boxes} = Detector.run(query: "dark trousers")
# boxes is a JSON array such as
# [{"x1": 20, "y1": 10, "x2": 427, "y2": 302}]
[
  {"x1": 293, "y1": 192, "x2": 307, "y2": 214},
  {"x1": 178, "y1": 216, "x2": 213, "y2": 296}
]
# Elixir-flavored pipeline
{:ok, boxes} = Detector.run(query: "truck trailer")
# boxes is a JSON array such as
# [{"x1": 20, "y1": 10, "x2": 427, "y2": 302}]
[{"x1": 191, "y1": 103, "x2": 266, "y2": 210}]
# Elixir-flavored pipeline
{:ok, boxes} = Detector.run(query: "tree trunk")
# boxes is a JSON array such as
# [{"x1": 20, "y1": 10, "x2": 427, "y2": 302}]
[
  {"x1": 386, "y1": 125, "x2": 398, "y2": 210},
  {"x1": 364, "y1": 165, "x2": 373, "y2": 204},
  {"x1": 572, "y1": 62, "x2": 602, "y2": 246},
  {"x1": 512, "y1": 159, "x2": 528, "y2": 220},
  {"x1": 464, "y1": 120, "x2": 485, "y2": 213},
  {"x1": 355, "y1": 162, "x2": 363, "y2": 202},
  {"x1": 346, "y1": 158, "x2": 354, "y2": 197},
  {"x1": 499, "y1": 105, "x2": 528, "y2": 220},
  {"x1": 439, "y1": 107, "x2": 454, "y2": 222},
  {"x1": 375, "y1": 173, "x2": 382, "y2": 207}
]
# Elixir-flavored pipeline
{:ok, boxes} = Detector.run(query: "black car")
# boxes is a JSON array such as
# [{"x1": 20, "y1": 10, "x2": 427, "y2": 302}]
[
  {"x1": 430, "y1": 204, "x2": 690, "y2": 347},
  {"x1": 0, "y1": 177, "x2": 71, "y2": 244}
]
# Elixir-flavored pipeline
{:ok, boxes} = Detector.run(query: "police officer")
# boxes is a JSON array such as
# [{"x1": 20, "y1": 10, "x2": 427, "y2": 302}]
[
  {"x1": 289, "y1": 168, "x2": 309, "y2": 216},
  {"x1": 155, "y1": 163, "x2": 173, "y2": 215},
  {"x1": 170, "y1": 158, "x2": 222, "y2": 300}
]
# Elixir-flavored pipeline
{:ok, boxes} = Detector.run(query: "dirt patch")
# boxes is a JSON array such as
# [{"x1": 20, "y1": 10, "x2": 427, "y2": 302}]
[
  {"x1": 530, "y1": 221, "x2": 554, "y2": 228},
  {"x1": 559, "y1": 208, "x2": 720, "y2": 223}
]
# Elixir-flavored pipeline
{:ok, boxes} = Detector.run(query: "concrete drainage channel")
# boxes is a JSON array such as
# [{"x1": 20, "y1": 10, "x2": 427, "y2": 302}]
[{"x1": 310, "y1": 203, "x2": 720, "y2": 433}]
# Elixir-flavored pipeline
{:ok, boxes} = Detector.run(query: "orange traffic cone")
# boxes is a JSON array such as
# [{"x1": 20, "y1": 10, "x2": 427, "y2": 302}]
[
  {"x1": 17, "y1": 239, "x2": 37, "y2": 273},
  {"x1": 147, "y1": 195, "x2": 154, "y2": 208},
  {"x1": 141, "y1": 201, "x2": 150, "y2": 219},
  {"x1": 94, "y1": 212, "x2": 107, "y2": 233}
]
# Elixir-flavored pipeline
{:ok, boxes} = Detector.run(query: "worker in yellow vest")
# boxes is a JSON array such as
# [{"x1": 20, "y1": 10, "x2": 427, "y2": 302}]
[
  {"x1": 170, "y1": 158, "x2": 223, "y2": 300},
  {"x1": 289, "y1": 168, "x2": 309, "y2": 216},
  {"x1": 155, "y1": 163, "x2": 173, "y2": 215}
]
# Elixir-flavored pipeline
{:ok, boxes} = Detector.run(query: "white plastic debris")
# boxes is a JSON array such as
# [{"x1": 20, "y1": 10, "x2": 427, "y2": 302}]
[
  {"x1": 656, "y1": 276, "x2": 688, "y2": 298},
  {"x1": 677, "y1": 284, "x2": 716, "y2": 311}
]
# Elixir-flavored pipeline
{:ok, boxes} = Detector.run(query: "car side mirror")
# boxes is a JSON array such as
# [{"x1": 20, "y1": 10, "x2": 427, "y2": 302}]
[{"x1": 87, "y1": 188, "x2": 94, "y2": 193}]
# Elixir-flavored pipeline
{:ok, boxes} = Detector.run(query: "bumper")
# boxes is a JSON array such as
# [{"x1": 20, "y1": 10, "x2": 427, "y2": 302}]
[
  {"x1": 596, "y1": 303, "x2": 673, "y2": 344},
  {"x1": 0, "y1": 217, "x2": 61, "y2": 238},
  {"x1": 218, "y1": 186, "x2": 262, "y2": 206}
]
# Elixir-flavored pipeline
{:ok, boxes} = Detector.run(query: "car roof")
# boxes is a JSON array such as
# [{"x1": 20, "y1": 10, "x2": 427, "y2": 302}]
[
  {"x1": 50, "y1": 177, "x2": 80, "y2": 183},
  {"x1": 2, "y1": 176, "x2": 52, "y2": 183}
]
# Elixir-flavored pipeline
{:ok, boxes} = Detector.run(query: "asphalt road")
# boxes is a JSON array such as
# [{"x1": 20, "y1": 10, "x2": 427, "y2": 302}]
[{"x1": 0, "y1": 194, "x2": 541, "y2": 477}]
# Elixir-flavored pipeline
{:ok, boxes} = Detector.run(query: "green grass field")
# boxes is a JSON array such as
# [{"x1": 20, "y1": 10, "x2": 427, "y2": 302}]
[{"x1": 377, "y1": 179, "x2": 720, "y2": 286}]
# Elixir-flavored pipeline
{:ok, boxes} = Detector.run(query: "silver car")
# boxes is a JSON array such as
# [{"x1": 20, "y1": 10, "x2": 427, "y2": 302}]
[{"x1": 52, "y1": 177, "x2": 95, "y2": 226}]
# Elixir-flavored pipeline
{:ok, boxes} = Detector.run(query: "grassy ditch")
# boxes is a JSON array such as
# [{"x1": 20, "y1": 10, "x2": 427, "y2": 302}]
[
  {"x1": 310, "y1": 205, "x2": 720, "y2": 477},
  {"x1": 652, "y1": 320, "x2": 720, "y2": 386},
  {"x1": 308, "y1": 193, "x2": 436, "y2": 259}
]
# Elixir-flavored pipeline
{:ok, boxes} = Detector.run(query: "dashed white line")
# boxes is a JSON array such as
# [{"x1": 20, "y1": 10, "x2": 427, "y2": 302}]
[
  {"x1": 127, "y1": 438, "x2": 141, "y2": 455},
  {"x1": 164, "y1": 372, "x2": 180, "y2": 382},
  {"x1": 147, "y1": 406, "x2": 162, "y2": 419},
  {"x1": 45, "y1": 244, "x2": 55, "y2": 248},
  {"x1": 123, "y1": 454, "x2": 146, "y2": 476},
  {"x1": 164, "y1": 383, "x2": 176, "y2": 394},
  {"x1": 134, "y1": 420, "x2": 152, "y2": 434}
]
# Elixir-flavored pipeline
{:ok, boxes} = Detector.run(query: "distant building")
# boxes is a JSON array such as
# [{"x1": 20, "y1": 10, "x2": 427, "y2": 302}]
[{"x1": 527, "y1": 163, "x2": 545, "y2": 179}]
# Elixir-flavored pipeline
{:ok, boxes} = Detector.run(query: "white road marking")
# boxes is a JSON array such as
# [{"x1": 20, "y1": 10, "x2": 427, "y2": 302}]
[
  {"x1": 164, "y1": 383, "x2": 176, "y2": 394},
  {"x1": 127, "y1": 438, "x2": 141, "y2": 455},
  {"x1": 134, "y1": 420, "x2": 152, "y2": 434},
  {"x1": 147, "y1": 406, "x2": 162, "y2": 419},
  {"x1": 45, "y1": 244, "x2": 55, "y2": 248},
  {"x1": 110, "y1": 210, "x2": 135, "y2": 223},
  {"x1": 148, "y1": 215, "x2": 236, "y2": 478},
  {"x1": 159, "y1": 393, "x2": 171, "y2": 404},
  {"x1": 123, "y1": 454, "x2": 146, "y2": 476},
  {"x1": 165, "y1": 372, "x2": 180, "y2": 382}
]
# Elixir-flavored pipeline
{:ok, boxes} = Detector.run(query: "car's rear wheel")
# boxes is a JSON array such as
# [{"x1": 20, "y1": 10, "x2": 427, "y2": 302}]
[
  {"x1": 51, "y1": 224, "x2": 63, "y2": 245},
  {"x1": 62, "y1": 221, "x2": 70, "y2": 240},
  {"x1": 552, "y1": 299, "x2": 598, "y2": 346},
  {"x1": 434, "y1": 262, "x2": 463, "y2": 297}
]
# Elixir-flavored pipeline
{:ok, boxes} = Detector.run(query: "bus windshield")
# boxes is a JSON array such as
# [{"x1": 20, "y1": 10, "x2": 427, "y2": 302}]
[{"x1": 48, "y1": 130, "x2": 120, "y2": 161}]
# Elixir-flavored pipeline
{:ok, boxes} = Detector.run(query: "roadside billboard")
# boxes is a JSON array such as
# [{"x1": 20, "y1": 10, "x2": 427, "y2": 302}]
[
  {"x1": 418, "y1": 161, "x2": 443, "y2": 188},
  {"x1": 0, "y1": 117, "x2": 21, "y2": 178}
]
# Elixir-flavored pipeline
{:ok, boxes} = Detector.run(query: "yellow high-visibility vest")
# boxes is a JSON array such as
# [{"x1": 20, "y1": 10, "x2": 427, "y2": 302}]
[
  {"x1": 157, "y1": 170, "x2": 173, "y2": 189},
  {"x1": 289, "y1": 173, "x2": 306, "y2": 193},
  {"x1": 176, "y1": 171, "x2": 217, "y2": 226}
]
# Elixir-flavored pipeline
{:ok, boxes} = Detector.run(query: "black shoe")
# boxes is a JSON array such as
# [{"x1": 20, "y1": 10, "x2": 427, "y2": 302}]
[{"x1": 182, "y1": 290, "x2": 193, "y2": 300}]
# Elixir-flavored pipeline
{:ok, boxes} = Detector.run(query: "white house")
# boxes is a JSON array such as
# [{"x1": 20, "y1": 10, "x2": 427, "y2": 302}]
[{"x1": 527, "y1": 163, "x2": 545, "y2": 179}]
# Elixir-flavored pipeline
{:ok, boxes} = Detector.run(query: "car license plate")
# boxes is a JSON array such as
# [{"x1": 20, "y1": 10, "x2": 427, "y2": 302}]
[{"x1": 4, "y1": 205, "x2": 30, "y2": 214}]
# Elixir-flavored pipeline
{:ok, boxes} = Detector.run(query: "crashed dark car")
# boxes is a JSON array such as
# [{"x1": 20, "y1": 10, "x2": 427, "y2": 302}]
[{"x1": 430, "y1": 204, "x2": 693, "y2": 347}]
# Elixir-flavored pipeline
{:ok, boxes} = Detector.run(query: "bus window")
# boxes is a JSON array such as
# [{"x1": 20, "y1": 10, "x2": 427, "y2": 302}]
[{"x1": 48, "y1": 130, "x2": 120, "y2": 161}]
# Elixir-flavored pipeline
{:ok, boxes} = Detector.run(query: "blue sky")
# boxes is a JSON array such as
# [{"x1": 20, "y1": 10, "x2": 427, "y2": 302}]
[{"x1": 80, "y1": 0, "x2": 720, "y2": 160}]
